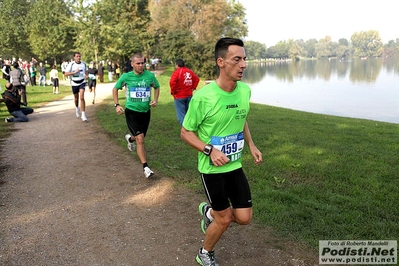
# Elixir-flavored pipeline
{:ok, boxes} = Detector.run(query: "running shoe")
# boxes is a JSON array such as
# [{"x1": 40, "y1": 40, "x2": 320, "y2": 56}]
[
  {"x1": 196, "y1": 248, "x2": 219, "y2": 266},
  {"x1": 199, "y1": 202, "x2": 212, "y2": 234},
  {"x1": 125, "y1": 134, "x2": 136, "y2": 151},
  {"x1": 144, "y1": 166, "x2": 154, "y2": 178},
  {"x1": 4, "y1": 117, "x2": 12, "y2": 123},
  {"x1": 75, "y1": 107, "x2": 80, "y2": 118},
  {"x1": 81, "y1": 113, "x2": 88, "y2": 122}
]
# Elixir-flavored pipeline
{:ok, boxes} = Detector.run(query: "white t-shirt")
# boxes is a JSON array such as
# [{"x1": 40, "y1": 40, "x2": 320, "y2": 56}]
[
  {"x1": 50, "y1": 69, "x2": 58, "y2": 79},
  {"x1": 66, "y1": 61, "x2": 87, "y2": 85}
]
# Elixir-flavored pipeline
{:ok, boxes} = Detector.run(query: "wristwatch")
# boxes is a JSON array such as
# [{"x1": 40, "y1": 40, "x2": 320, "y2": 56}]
[
  {"x1": 114, "y1": 103, "x2": 120, "y2": 107},
  {"x1": 203, "y1": 144, "x2": 213, "y2": 156}
]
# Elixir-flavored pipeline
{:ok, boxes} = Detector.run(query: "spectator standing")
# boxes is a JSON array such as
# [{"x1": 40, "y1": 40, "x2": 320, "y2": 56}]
[
  {"x1": 38, "y1": 62, "x2": 47, "y2": 86},
  {"x1": 22, "y1": 60, "x2": 31, "y2": 86},
  {"x1": 112, "y1": 63, "x2": 116, "y2": 79},
  {"x1": 29, "y1": 62, "x2": 37, "y2": 86},
  {"x1": 2, "y1": 59, "x2": 11, "y2": 82},
  {"x1": 9, "y1": 62, "x2": 27, "y2": 106},
  {"x1": 153, "y1": 57, "x2": 159, "y2": 70},
  {"x1": 107, "y1": 61, "x2": 113, "y2": 82},
  {"x1": 61, "y1": 60, "x2": 69, "y2": 80},
  {"x1": 97, "y1": 62, "x2": 104, "y2": 82},
  {"x1": 31, "y1": 57, "x2": 38, "y2": 67},
  {"x1": 124, "y1": 59, "x2": 133, "y2": 73},
  {"x1": 115, "y1": 63, "x2": 120, "y2": 79},
  {"x1": 169, "y1": 59, "x2": 200, "y2": 126},
  {"x1": 49, "y1": 65, "x2": 60, "y2": 94},
  {"x1": 112, "y1": 53, "x2": 160, "y2": 178}
]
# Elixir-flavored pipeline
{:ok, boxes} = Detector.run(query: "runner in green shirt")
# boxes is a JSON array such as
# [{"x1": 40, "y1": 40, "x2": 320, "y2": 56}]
[
  {"x1": 112, "y1": 53, "x2": 160, "y2": 178},
  {"x1": 181, "y1": 38, "x2": 263, "y2": 266}
]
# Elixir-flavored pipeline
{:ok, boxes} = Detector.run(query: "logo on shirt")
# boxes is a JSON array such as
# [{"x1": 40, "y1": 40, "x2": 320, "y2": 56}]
[
  {"x1": 226, "y1": 104, "x2": 238, "y2": 109},
  {"x1": 183, "y1": 72, "x2": 193, "y2": 86}
]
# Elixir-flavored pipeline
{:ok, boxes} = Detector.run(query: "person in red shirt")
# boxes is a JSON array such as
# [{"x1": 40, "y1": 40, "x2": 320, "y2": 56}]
[{"x1": 169, "y1": 59, "x2": 200, "y2": 125}]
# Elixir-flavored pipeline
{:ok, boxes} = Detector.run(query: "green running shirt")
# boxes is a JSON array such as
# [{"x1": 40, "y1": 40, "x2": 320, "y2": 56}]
[
  {"x1": 183, "y1": 81, "x2": 251, "y2": 174},
  {"x1": 115, "y1": 70, "x2": 160, "y2": 113}
]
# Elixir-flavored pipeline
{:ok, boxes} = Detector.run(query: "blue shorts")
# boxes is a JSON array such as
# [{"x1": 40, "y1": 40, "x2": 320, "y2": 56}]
[
  {"x1": 71, "y1": 82, "x2": 86, "y2": 94},
  {"x1": 200, "y1": 168, "x2": 252, "y2": 211}
]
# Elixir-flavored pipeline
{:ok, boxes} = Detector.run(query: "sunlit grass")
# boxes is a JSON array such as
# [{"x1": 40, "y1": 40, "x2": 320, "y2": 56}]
[
  {"x1": 2, "y1": 68, "x2": 398, "y2": 253},
  {"x1": 97, "y1": 69, "x2": 399, "y2": 251}
]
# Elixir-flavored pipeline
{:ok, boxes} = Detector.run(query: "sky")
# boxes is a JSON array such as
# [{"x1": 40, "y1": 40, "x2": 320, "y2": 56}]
[{"x1": 238, "y1": 0, "x2": 398, "y2": 46}]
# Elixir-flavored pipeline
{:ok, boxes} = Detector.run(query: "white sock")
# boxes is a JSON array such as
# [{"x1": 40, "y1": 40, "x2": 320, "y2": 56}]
[
  {"x1": 76, "y1": 107, "x2": 80, "y2": 111},
  {"x1": 206, "y1": 209, "x2": 214, "y2": 221},
  {"x1": 82, "y1": 111, "x2": 86, "y2": 116},
  {"x1": 201, "y1": 248, "x2": 209, "y2": 254}
]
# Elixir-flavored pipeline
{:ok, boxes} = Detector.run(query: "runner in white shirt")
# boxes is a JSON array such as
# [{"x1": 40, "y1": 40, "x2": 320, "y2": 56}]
[{"x1": 64, "y1": 52, "x2": 89, "y2": 121}]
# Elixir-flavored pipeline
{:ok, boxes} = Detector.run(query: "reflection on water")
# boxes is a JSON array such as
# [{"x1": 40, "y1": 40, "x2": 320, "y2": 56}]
[{"x1": 242, "y1": 58, "x2": 399, "y2": 124}]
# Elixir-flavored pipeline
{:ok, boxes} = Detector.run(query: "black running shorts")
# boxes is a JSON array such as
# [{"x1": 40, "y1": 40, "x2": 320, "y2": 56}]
[
  {"x1": 71, "y1": 82, "x2": 86, "y2": 94},
  {"x1": 124, "y1": 108, "x2": 151, "y2": 137},
  {"x1": 200, "y1": 168, "x2": 252, "y2": 211}
]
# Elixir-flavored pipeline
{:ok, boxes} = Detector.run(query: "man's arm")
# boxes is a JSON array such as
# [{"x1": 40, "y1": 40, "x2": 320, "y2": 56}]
[
  {"x1": 169, "y1": 70, "x2": 178, "y2": 95},
  {"x1": 150, "y1": 87, "x2": 160, "y2": 107},
  {"x1": 112, "y1": 87, "x2": 119, "y2": 105},
  {"x1": 64, "y1": 63, "x2": 79, "y2": 77},
  {"x1": 2, "y1": 66, "x2": 8, "y2": 75},
  {"x1": 3, "y1": 90, "x2": 20, "y2": 105},
  {"x1": 84, "y1": 63, "x2": 88, "y2": 79},
  {"x1": 112, "y1": 87, "x2": 124, "y2": 115},
  {"x1": 180, "y1": 127, "x2": 230, "y2": 167},
  {"x1": 243, "y1": 122, "x2": 263, "y2": 165}
]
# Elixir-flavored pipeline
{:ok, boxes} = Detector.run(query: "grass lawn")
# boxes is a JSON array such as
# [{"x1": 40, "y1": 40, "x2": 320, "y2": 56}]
[
  {"x1": 2, "y1": 67, "x2": 398, "y2": 252},
  {"x1": 96, "y1": 67, "x2": 399, "y2": 251}
]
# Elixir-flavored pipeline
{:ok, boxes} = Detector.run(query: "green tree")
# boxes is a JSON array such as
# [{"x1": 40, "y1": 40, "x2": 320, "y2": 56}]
[
  {"x1": 351, "y1": 30, "x2": 383, "y2": 58},
  {"x1": 223, "y1": 0, "x2": 248, "y2": 39},
  {"x1": 148, "y1": 0, "x2": 247, "y2": 77},
  {"x1": 66, "y1": 0, "x2": 103, "y2": 63},
  {"x1": 292, "y1": 39, "x2": 308, "y2": 58},
  {"x1": 0, "y1": 0, "x2": 32, "y2": 58},
  {"x1": 274, "y1": 41, "x2": 290, "y2": 58},
  {"x1": 336, "y1": 38, "x2": 350, "y2": 59},
  {"x1": 160, "y1": 29, "x2": 214, "y2": 78},
  {"x1": 315, "y1": 36, "x2": 332, "y2": 58},
  {"x1": 26, "y1": 0, "x2": 75, "y2": 64},
  {"x1": 265, "y1": 45, "x2": 278, "y2": 58},
  {"x1": 149, "y1": 0, "x2": 234, "y2": 43},
  {"x1": 160, "y1": 30, "x2": 196, "y2": 65},
  {"x1": 245, "y1": 41, "x2": 267, "y2": 60},
  {"x1": 383, "y1": 39, "x2": 399, "y2": 57},
  {"x1": 95, "y1": 0, "x2": 151, "y2": 62},
  {"x1": 304, "y1": 38, "x2": 318, "y2": 58}
]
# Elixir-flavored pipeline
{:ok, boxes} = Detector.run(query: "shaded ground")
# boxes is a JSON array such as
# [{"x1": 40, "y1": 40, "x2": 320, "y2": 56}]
[{"x1": 0, "y1": 78, "x2": 319, "y2": 265}]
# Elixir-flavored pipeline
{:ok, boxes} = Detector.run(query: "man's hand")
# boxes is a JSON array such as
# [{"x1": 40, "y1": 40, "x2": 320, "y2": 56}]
[
  {"x1": 210, "y1": 148, "x2": 230, "y2": 166},
  {"x1": 115, "y1": 105, "x2": 124, "y2": 115},
  {"x1": 150, "y1": 100, "x2": 157, "y2": 107},
  {"x1": 250, "y1": 145, "x2": 263, "y2": 165}
]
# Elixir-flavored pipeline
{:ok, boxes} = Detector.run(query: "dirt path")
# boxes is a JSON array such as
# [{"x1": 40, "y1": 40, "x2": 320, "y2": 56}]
[{"x1": 0, "y1": 79, "x2": 318, "y2": 265}]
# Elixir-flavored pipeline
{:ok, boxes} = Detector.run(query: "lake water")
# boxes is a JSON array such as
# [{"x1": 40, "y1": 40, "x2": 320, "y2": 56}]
[{"x1": 241, "y1": 58, "x2": 399, "y2": 124}]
